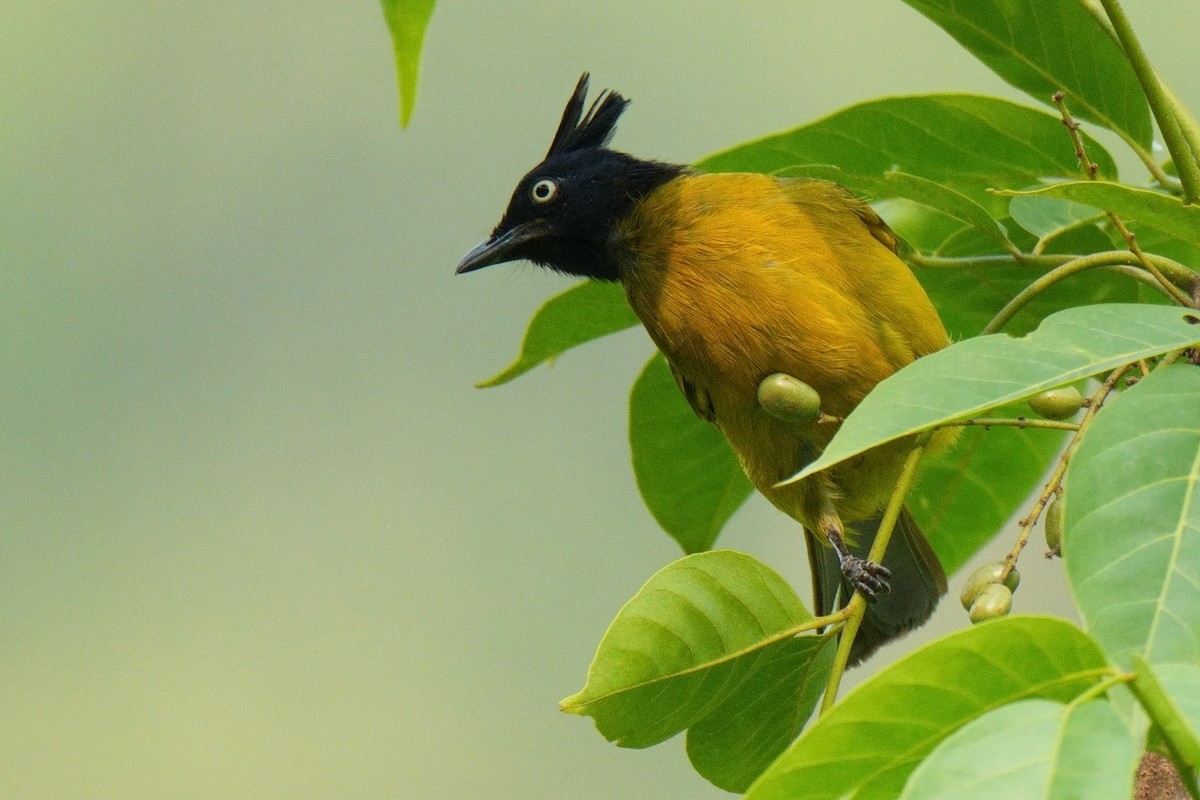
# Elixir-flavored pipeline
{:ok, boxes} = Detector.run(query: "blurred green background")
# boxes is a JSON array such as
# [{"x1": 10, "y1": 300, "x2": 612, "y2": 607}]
[{"x1": 3, "y1": 2, "x2": 1196, "y2": 797}]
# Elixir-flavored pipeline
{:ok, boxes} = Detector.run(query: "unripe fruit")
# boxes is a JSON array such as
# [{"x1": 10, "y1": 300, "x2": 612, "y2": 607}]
[
  {"x1": 970, "y1": 583, "x2": 1013, "y2": 623},
  {"x1": 959, "y1": 562, "x2": 1020, "y2": 609},
  {"x1": 1044, "y1": 496, "x2": 1064, "y2": 554},
  {"x1": 758, "y1": 373, "x2": 822, "y2": 424},
  {"x1": 1028, "y1": 386, "x2": 1084, "y2": 420}
]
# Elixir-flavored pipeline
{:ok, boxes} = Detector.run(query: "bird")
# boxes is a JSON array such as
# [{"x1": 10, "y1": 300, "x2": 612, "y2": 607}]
[{"x1": 457, "y1": 73, "x2": 954, "y2": 664}]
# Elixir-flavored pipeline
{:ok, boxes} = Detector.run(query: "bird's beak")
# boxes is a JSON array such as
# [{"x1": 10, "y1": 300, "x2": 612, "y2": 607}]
[{"x1": 455, "y1": 220, "x2": 549, "y2": 274}]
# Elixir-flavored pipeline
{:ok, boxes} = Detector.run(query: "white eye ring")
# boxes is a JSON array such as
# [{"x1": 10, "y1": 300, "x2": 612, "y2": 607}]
[{"x1": 530, "y1": 178, "x2": 557, "y2": 203}]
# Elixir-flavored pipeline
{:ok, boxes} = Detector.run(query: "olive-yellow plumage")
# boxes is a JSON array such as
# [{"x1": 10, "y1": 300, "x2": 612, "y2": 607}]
[
  {"x1": 619, "y1": 173, "x2": 951, "y2": 530},
  {"x1": 457, "y1": 74, "x2": 953, "y2": 663}
]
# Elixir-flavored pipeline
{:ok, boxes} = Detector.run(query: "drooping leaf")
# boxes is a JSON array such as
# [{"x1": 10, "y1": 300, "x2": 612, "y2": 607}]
[
  {"x1": 902, "y1": 0, "x2": 1152, "y2": 148},
  {"x1": 1150, "y1": 662, "x2": 1200, "y2": 764},
  {"x1": 879, "y1": 201, "x2": 1136, "y2": 340},
  {"x1": 898, "y1": 699, "x2": 1138, "y2": 800},
  {"x1": 687, "y1": 632, "x2": 835, "y2": 792},
  {"x1": 629, "y1": 355, "x2": 752, "y2": 553},
  {"x1": 697, "y1": 95, "x2": 1117, "y2": 217},
  {"x1": 561, "y1": 551, "x2": 832, "y2": 791},
  {"x1": 915, "y1": 230, "x2": 1136, "y2": 340},
  {"x1": 997, "y1": 181, "x2": 1200, "y2": 244},
  {"x1": 1008, "y1": 194, "x2": 1107, "y2": 240},
  {"x1": 745, "y1": 616, "x2": 1110, "y2": 800},
  {"x1": 477, "y1": 280, "x2": 638, "y2": 387},
  {"x1": 1129, "y1": 656, "x2": 1200, "y2": 784},
  {"x1": 911, "y1": 401, "x2": 1068, "y2": 575},
  {"x1": 780, "y1": 165, "x2": 1014, "y2": 252},
  {"x1": 1063, "y1": 364, "x2": 1200, "y2": 669},
  {"x1": 379, "y1": 0, "x2": 437, "y2": 128},
  {"x1": 789, "y1": 304, "x2": 1200, "y2": 485}
]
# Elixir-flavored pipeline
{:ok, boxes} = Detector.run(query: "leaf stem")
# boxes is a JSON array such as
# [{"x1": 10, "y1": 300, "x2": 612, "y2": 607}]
[
  {"x1": 1129, "y1": 655, "x2": 1200, "y2": 800},
  {"x1": 953, "y1": 416, "x2": 1080, "y2": 432},
  {"x1": 981, "y1": 252, "x2": 1188, "y2": 335},
  {"x1": 999, "y1": 364, "x2": 1130, "y2": 582},
  {"x1": 907, "y1": 252, "x2": 1071, "y2": 270},
  {"x1": 1050, "y1": 92, "x2": 1196, "y2": 306},
  {"x1": 1098, "y1": 0, "x2": 1200, "y2": 204},
  {"x1": 819, "y1": 433, "x2": 931, "y2": 715},
  {"x1": 1066, "y1": 669, "x2": 1131, "y2": 709}
]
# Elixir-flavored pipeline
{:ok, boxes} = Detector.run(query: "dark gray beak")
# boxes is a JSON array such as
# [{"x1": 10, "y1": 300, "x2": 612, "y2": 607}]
[{"x1": 455, "y1": 220, "x2": 548, "y2": 274}]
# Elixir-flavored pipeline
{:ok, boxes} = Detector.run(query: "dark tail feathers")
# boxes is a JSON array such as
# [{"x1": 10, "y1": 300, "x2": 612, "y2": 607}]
[{"x1": 806, "y1": 507, "x2": 946, "y2": 666}]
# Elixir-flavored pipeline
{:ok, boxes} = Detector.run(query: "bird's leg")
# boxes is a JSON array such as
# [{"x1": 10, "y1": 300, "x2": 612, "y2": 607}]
[{"x1": 816, "y1": 485, "x2": 891, "y2": 602}]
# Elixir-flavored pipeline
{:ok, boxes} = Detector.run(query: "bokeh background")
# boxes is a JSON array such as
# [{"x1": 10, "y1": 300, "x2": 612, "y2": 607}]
[{"x1": 3, "y1": 2, "x2": 1196, "y2": 797}]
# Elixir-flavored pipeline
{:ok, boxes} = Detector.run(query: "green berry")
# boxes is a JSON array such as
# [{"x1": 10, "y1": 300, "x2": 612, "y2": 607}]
[
  {"x1": 959, "y1": 562, "x2": 1019, "y2": 609},
  {"x1": 1045, "y1": 496, "x2": 1064, "y2": 554},
  {"x1": 970, "y1": 583, "x2": 1013, "y2": 623},
  {"x1": 1028, "y1": 386, "x2": 1084, "y2": 421},
  {"x1": 757, "y1": 373, "x2": 821, "y2": 424}
]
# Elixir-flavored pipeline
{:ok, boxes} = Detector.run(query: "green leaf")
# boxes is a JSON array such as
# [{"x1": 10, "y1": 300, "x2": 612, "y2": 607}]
[
  {"x1": 477, "y1": 280, "x2": 638, "y2": 387},
  {"x1": 790, "y1": 304, "x2": 1200, "y2": 484},
  {"x1": 911, "y1": 401, "x2": 1068, "y2": 575},
  {"x1": 697, "y1": 95, "x2": 1117, "y2": 217},
  {"x1": 898, "y1": 699, "x2": 1138, "y2": 800},
  {"x1": 780, "y1": 165, "x2": 1014, "y2": 251},
  {"x1": 1063, "y1": 364, "x2": 1200, "y2": 669},
  {"x1": 879, "y1": 202, "x2": 1136, "y2": 341},
  {"x1": 997, "y1": 181, "x2": 1200, "y2": 244},
  {"x1": 686, "y1": 633, "x2": 835, "y2": 792},
  {"x1": 1152, "y1": 663, "x2": 1200, "y2": 760},
  {"x1": 561, "y1": 551, "x2": 832, "y2": 791},
  {"x1": 1130, "y1": 657, "x2": 1200, "y2": 781},
  {"x1": 915, "y1": 231, "x2": 1136, "y2": 340},
  {"x1": 379, "y1": 0, "x2": 436, "y2": 128},
  {"x1": 629, "y1": 355, "x2": 753, "y2": 553},
  {"x1": 1008, "y1": 194, "x2": 1107, "y2": 240},
  {"x1": 745, "y1": 616, "x2": 1110, "y2": 800},
  {"x1": 902, "y1": 0, "x2": 1152, "y2": 148}
]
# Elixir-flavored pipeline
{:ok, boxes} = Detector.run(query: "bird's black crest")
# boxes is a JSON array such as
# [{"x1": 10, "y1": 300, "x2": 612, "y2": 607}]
[{"x1": 545, "y1": 73, "x2": 630, "y2": 158}]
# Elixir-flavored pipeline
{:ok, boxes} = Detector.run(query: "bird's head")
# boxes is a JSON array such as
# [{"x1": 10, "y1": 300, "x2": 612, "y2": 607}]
[{"x1": 456, "y1": 73, "x2": 684, "y2": 282}]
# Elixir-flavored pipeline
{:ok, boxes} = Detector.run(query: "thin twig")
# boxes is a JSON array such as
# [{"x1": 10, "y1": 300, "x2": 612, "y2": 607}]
[
  {"x1": 1077, "y1": 0, "x2": 1200, "y2": 192},
  {"x1": 981, "y1": 253, "x2": 1186, "y2": 335},
  {"x1": 953, "y1": 417, "x2": 1080, "y2": 432},
  {"x1": 820, "y1": 433, "x2": 931, "y2": 715},
  {"x1": 999, "y1": 365, "x2": 1132, "y2": 582},
  {"x1": 1098, "y1": 0, "x2": 1200, "y2": 204},
  {"x1": 1052, "y1": 92, "x2": 1195, "y2": 306}
]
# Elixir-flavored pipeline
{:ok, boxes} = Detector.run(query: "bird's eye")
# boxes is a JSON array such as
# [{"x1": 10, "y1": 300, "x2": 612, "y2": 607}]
[{"x1": 530, "y1": 179, "x2": 558, "y2": 203}]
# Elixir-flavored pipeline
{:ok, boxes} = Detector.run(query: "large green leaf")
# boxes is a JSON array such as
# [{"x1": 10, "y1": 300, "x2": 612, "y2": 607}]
[
  {"x1": 686, "y1": 632, "x2": 834, "y2": 792},
  {"x1": 911, "y1": 401, "x2": 1068, "y2": 575},
  {"x1": 1152, "y1": 663, "x2": 1200, "y2": 760},
  {"x1": 915, "y1": 225, "x2": 1136, "y2": 339},
  {"x1": 880, "y1": 201, "x2": 1136, "y2": 340},
  {"x1": 561, "y1": 551, "x2": 832, "y2": 790},
  {"x1": 998, "y1": 181, "x2": 1200, "y2": 245},
  {"x1": 1063, "y1": 364, "x2": 1200, "y2": 669},
  {"x1": 697, "y1": 95, "x2": 1117, "y2": 217},
  {"x1": 1008, "y1": 194, "x2": 1107, "y2": 240},
  {"x1": 898, "y1": 699, "x2": 1138, "y2": 800},
  {"x1": 744, "y1": 616, "x2": 1110, "y2": 800},
  {"x1": 379, "y1": 0, "x2": 436, "y2": 128},
  {"x1": 629, "y1": 355, "x2": 752, "y2": 553},
  {"x1": 789, "y1": 304, "x2": 1200, "y2": 485},
  {"x1": 477, "y1": 280, "x2": 638, "y2": 387},
  {"x1": 779, "y1": 165, "x2": 1013, "y2": 251},
  {"x1": 902, "y1": 0, "x2": 1152, "y2": 148}
]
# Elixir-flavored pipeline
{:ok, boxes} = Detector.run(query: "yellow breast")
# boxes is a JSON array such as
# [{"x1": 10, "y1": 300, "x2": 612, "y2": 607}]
[{"x1": 616, "y1": 173, "x2": 951, "y2": 527}]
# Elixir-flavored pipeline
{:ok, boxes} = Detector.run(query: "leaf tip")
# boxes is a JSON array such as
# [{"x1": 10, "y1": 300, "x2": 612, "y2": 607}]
[{"x1": 558, "y1": 693, "x2": 586, "y2": 715}]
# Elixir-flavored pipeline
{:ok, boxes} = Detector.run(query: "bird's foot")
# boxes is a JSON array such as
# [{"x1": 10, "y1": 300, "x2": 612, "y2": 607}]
[{"x1": 838, "y1": 554, "x2": 891, "y2": 602}]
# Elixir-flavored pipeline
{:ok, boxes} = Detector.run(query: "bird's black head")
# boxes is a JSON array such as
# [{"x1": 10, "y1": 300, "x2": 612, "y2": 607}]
[{"x1": 456, "y1": 73, "x2": 685, "y2": 281}]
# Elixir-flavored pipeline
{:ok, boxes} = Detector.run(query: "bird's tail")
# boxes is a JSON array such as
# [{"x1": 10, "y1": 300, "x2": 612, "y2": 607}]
[{"x1": 805, "y1": 507, "x2": 946, "y2": 666}]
